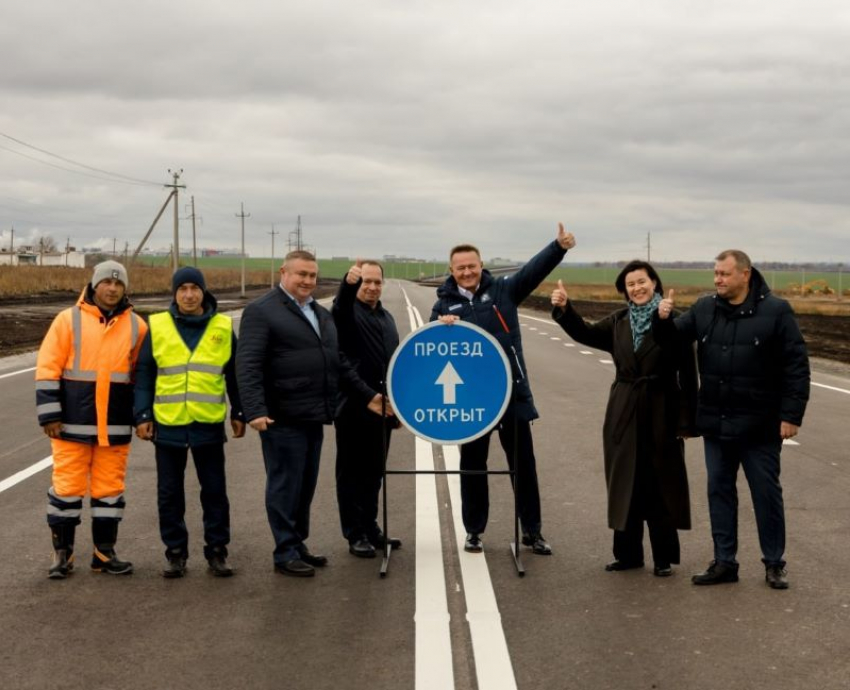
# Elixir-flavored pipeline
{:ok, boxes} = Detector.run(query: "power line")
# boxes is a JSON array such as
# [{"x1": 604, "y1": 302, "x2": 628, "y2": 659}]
[
  {"x1": 0, "y1": 131, "x2": 163, "y2": 186},
  {"x1": 0, "y1": 143, "x2": 157, "y2": 188}
]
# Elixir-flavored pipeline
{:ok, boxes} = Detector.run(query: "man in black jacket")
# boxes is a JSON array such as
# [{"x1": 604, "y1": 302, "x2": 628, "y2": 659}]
[
  {"x1": 656, "y1": 250, "x2": 810, "y2": 589},
  {"x1": 430, "y1": 224, "x2": 575, "y2": 555},
  {"x1": 332, "y1": 260, "x2": 400, "y2": 558},
  {"x1": 134, "y1": 267, "x2": 245, "y2": 578},
  {"x1": 236, "y1": 251, "x2": 384, "y2": 577}
]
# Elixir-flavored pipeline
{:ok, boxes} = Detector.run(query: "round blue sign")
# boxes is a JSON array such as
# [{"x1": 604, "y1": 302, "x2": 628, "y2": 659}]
[{"x1": 387, "y1": 320, "x2": 512, "y2": 445}]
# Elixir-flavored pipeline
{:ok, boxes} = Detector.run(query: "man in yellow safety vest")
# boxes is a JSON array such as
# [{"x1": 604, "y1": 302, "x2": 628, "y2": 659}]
[{"x1": 134, "y1": 267, "x2": 245, "y2": 578}]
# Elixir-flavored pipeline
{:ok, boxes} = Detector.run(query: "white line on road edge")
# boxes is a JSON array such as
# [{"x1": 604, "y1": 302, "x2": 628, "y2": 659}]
[
  {"x1": 0, "y1": 366, "x2": 36, "y2": 380},
  {"x1": 812, "y1": 382, "x2": 850, "y2": 395},
  {"x1": 0, "y1": 456, "x2": 52, "y2": 494},
  {"x1": 401, "y1": 285, "x2": 455, "y2": 689},
  {"x1": 444, "y1": 444, "x2": 518, "y2": 690}
]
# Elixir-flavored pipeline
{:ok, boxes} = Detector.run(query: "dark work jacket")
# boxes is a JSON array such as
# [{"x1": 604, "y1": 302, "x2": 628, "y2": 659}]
[
  {"x1": 653, "y1": 267, "x2": 810, "y2": 441},
  {"x1": 236, "y1": 286, "x2": 371, "y2": 425},
  {"x1": 134, "y1": 292, "x2": 244, "y2": 448},
  {"x1": 430, "y1": 240, "x2": 568, "y2": 421},
  {"x1": 554, "y1": 302, "x2": 698, "y2": 531},
  {"x1": 332, "y1": 275, "x2": 400, "y2": 417}
]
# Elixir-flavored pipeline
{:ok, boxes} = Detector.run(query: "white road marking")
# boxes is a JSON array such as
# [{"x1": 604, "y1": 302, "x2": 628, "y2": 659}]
[
  {"x1": 401, "y1": 285, "x2": 456, "y2": 689},
  {"x1": 811, "y1": 382, "x2": 850, "y2": 395},
  {"x1": 599, "y1": 359, "x2": 613, "y2": 364},
  {"x1": 415, "y1": 438, "x2": 455, "y2": 690},
  {"x1": 550, "y1": 337, "x2": 561, "y2": 341},
  {"x1": 0, "y1": 456, "x2": 52, "y2": 494},
  {"x1": 579, "y1": 350, "x2": 593, "y2": 355},
  {"x1": 0, "y1": 366, "x2": 36, "y2": 380},
  {"x1": 538, "y1": 332, "x2": 549, "y2": 336},
  {"x1": 782, "y1": 439, "x2": 800, "y2": 446},
  {"x1": 443, "y1": 444, "x2": 518, "y2": 690},
  {"x1": 564, "y1": 343, "x2": 575, "y2": 348}
]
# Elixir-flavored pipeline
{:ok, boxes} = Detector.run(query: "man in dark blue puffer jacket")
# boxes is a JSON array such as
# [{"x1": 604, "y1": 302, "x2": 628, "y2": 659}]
[{"x1": 656, "y1": 249, "x2": 810, "y2": 590}]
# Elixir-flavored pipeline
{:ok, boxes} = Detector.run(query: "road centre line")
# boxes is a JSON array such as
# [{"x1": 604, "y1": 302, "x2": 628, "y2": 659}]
[
  {"x1": 443, "y1": 444, "x2": 519, "y2": 690},
  {"x1": 0, "y1": 456, "x2": 52, "y2": 494}
]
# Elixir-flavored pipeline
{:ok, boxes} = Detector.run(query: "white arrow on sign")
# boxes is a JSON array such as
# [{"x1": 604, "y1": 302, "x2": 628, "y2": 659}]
[{"x1": 435, "y1": 361, "x2": 464, "y2": 404}]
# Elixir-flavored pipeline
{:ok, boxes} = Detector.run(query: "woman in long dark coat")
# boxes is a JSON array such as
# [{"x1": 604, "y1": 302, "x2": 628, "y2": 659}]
[{"x1": 551, "y1": 260, "x2": 698, "y2": 576}]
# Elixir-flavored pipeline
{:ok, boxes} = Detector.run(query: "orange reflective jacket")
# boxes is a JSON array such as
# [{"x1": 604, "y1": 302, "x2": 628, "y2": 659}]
[{"x1": 36, "y1": 287, "x2": 148, "y2": 446}]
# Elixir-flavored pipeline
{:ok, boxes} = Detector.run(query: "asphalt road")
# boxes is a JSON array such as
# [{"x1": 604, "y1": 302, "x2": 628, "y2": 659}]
[{"x1": 0, "y1": 280, "x2": 848, "y2": 690}]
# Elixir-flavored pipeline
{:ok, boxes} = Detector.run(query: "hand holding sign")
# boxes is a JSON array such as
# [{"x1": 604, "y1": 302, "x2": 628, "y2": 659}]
[
  {"x1": 551, "y1": 279, "x2": 569, "y2": 309},
  {"x1": 556, "y1": 223, "x2": 576, "y2": 250},
  {"x1": 658, "y1": 289, "x2": 675, "y2": 320}
]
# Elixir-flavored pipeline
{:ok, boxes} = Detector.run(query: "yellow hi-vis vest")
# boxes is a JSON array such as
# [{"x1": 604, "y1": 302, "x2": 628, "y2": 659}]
[{"x1": 150, "y1": 311, "x2": 232, "y2": 425}]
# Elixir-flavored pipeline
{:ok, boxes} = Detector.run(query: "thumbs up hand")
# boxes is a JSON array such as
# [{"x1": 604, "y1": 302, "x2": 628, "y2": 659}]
[
  {"x1": 551, "y1": 279, "x2": 569, "y2": 308},
  {"x1": 346, "y1": 258, "x2": 364, "y2": 285},
  {"x1": 556, "y1": 223, "x2": 576, "y2": 250},
  {"x1": 658, "y1": 289, "x2": 675, "y2": 320}
]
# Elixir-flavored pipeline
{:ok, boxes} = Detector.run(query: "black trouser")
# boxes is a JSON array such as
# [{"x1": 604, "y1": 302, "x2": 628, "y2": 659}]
[
  {"x1": 612, "y1": 450, "x2": 679, "y2": 566},
  {"x1": 335, "y1": 411, "x2": 393, "y2": 542},
  {"x1": 460, "y1": 407, "x2": 542, "y2": 536},
  {"x1": 155, "y1": 443, "x2": 230, "y2": 560},
  {"x1": 260, "y1": 422, "x2": 324, "y2": 564}
]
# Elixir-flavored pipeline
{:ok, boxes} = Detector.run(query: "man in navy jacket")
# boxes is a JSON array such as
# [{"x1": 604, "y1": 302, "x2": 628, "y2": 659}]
[
  {"x1": 656, "y1": 250, "x2": 810, "y2": 589},
  {"x1": 135, "y1": 266, "x2": 245, "y2": 578},
  {"x1": 430, "y1": 224, "x2": 575, "y2": 555},
  {"x1": 236, "y1": 251, "x2": 384, "y2": 577}
]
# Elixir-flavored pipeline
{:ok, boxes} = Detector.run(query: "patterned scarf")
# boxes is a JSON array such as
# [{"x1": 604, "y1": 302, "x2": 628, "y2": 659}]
[{"x1": 629, "y1": 292, "x2": 662, "y2": 351}]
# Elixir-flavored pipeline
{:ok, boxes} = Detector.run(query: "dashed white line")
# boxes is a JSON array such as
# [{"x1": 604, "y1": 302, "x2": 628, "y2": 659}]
[
  {"x1": 579, "y1": 350, "x2": 593, "y2": 355},
  {"x1": 599, "y1": 359, "x2": 613, "y2": 364}
]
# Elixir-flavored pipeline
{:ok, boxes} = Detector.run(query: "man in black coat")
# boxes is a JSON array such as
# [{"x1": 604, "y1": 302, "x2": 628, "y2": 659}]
[
  {"x1": 430, "y1": 223, "x2": 576, "y2": 555},
  {"x1": 332, "y1": 259, "x2": 400, "y2": 558},
  {"x1": 236, "y1": 251, "x2": 383, "y2": 577},
  {"x1": 656, "y1": 250, "x2": 810, "y2": 589}
]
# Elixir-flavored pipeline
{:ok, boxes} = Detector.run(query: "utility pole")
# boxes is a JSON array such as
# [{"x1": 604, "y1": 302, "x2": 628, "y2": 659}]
[
  {"x1": 124, "y1": 241, "x2": 129, "y2": 264},
  {"x1": 235, "y1": 203, "x2": 251, "y2": 298},
  {"x1": 10, "y1": 226, "x2": 14, "y2": 254},
  {"x1": 39, "y1": 237, "x2": 44, "y2": 266},
  {"x1": 190, "y1": 196, "x2": 198, "y2": 266},
  {"x1": 289, "y1": 215, "x2": 303, "y2": 251},
  {"x1": 269, "y1": 224, "x2": 279, "y2": 288},
  {"x1": 113, "y1": 237, "x2": 117, "y2": 257},
  {"x1": 646, "y1": 232, "x2": 651, "y2": 262},
  {"x1": 65, "y1": 237, "x2": 70, "y2": 267},
  {"x1": 166, "y1": 168, "x2": 185, "y2": 272},
  {"x1": 131, "y1": 170, "x2": 185, "y2": 264}
]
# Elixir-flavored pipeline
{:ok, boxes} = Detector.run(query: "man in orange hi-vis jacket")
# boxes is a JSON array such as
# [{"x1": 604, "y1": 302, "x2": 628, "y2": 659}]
[{"x1": 36, "y1": 260, "x2": 147, "y2": 579}]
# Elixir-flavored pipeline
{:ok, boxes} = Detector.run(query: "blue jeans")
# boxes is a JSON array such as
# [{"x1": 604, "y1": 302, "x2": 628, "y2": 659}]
[
  {"x1": 260, "y1": 422, "x2": 324, "y2": 564},
  {"x1": 703, "y1": 437, "x2": 786, "y2": 567}
]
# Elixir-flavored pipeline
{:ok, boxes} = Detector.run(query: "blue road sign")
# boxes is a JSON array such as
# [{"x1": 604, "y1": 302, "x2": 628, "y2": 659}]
[{"x1": 387, "y1": 321, "x2": 512, "y2": 445}]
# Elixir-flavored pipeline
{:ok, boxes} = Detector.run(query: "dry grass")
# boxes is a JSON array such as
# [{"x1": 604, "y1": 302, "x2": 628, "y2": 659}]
[{"x1": 0, "y1": 265, "x2": 274, "y2": 298}]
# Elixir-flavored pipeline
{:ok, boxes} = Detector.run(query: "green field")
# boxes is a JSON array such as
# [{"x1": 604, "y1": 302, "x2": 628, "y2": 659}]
[{"x1": 138, "y1": 256, "x2": 846, "y2": 292}]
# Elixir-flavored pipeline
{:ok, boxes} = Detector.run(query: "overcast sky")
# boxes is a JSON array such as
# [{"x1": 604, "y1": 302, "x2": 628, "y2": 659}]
[{"x1": 1, "y1": 0, "x2": 848, "y2": 265}]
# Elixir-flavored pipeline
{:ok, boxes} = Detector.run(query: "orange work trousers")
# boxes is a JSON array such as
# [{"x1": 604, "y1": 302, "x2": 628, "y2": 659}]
[{"x1": 50, "y1": 439, "x2": 130, "y2": 499}]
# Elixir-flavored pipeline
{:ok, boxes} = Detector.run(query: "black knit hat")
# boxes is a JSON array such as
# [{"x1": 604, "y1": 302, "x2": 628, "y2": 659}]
[{"x1": 172, "y1": 266, "x2": 207, "y2": 294}]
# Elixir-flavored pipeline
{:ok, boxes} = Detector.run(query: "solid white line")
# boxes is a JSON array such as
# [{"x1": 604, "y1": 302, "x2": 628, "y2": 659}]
[
  {"x1": 812, "y1": 382, "x2": 850, "y2": 395},
  {"x1": 783, "y1": 439, "x2": 800, "y2": 446},
  {"x1": 402, "y1": 284, "x2": 455, "y2": 689},
  {"x1": 0, "y1": 366, "x2": 36, "y2": 380},
  {"x1": 444, "y1": 444, "x2": 518, "y2": 690},
  {"x1": 415, "y1": 438, "x2": 455, "y2": 690},
  {"x1": 0, "y1": 456, "x2": 52, "y2": 494}
]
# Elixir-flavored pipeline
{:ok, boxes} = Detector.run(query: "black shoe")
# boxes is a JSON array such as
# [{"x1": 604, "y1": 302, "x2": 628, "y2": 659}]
[
  {"x1": 48, "y1": 549, "x2": 75, "y2": 580},
  {"x1": 692, "y1": 560, "x2": 739, "y2": 585},
  {"x1": 91, "y1": 547, "x2": 133, "y2": 575},
  {"x1": 207, "y1": 549, "x2": 234, "y2": 578},
  {"x1": 275, "y1": 559, "x2": 315, "y2": 578},
  {"x1": 765, "y1": 564, "x2": 789, "y2": 590},
  {"x1": 521, "y1": 533, "x2": 553, "y2": 555},
  {"x1": 162, "y1": 550, "x2": 187, "y2": 579},
  {"x1": 464, "y1": 533, "x2": 483, "y2": 553},
  {"x1": 369, "y1": 532, "x2": 403, "y2": 550},
  {"x1": 298, "y1": 546, "x2": 328, "y2": 568},
  {"x1": 605, "y1": 559, "x2": 644, "y2": 572},
  {"x1": 349, "y1": 538, "x2": 377, "y2": 559},
  {"x1": 653, "y1": 563, "x2": 673, "y2": 577}
]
